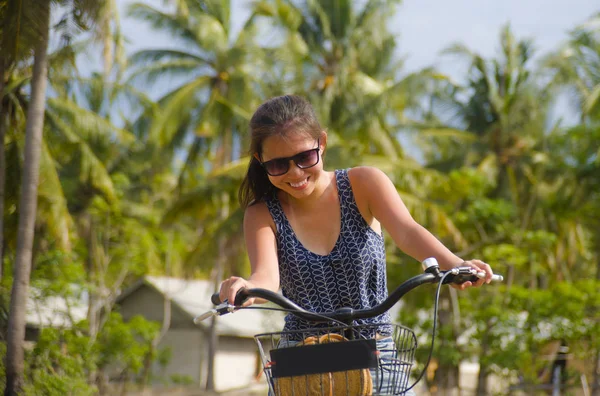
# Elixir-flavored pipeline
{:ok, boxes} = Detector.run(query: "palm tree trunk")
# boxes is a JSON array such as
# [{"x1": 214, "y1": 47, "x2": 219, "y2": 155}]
[
  {"x1": 593, "y1": 348, "x2": 600, "y2": 396},
  {"x1": 4, "y1": 2, "x2": 50, "y2": 394},
  {"x1": 0, "y1": 56, "x2": 6, "y2": 280},
  {"x1": 594, "y1": 246, "x2": 600, "y2": 396}
]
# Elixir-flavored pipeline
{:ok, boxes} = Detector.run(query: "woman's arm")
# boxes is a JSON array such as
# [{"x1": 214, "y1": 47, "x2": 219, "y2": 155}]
[
  {"x1": 351, "y1": 166, "x2": 493, "y2": 288},
  {"x1": 219, "y1": 202, "x2": 280, "y2": 305}
]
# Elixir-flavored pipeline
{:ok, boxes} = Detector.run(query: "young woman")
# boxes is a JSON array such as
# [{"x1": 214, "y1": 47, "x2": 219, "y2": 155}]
[{"x1": 218, "y1": 94, "x2": 494, "y2": 394}]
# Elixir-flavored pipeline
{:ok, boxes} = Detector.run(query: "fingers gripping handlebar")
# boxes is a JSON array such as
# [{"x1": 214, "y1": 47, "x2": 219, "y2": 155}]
[
  {"x1": 210, "y1": 265, "x2": 503, "y2": 306},
  {"x1": 200, "y1": 259, "x2": 503, "y2": 325}
]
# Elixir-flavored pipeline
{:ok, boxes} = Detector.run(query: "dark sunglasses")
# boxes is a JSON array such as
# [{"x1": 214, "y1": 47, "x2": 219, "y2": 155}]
[{"x1": 259, "y1": 141, "x2": 321, "y2": 176}]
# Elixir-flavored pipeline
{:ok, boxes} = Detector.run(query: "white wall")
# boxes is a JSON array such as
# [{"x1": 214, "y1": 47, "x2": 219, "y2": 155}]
[
  {"x1": 215, "y1": 336, "x2": 261, "y2": 392},
  {"x1": 154, "y1": 329, "x2": 205, "y2": 384},
  {"x1": 118, "y1": 285, "x2": 264, "y2": 391}
]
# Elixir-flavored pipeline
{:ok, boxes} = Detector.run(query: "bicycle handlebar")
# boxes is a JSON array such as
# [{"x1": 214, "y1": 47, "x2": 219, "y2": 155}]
[{"x1": 196, "y1": 259, "x2": 503, "y2": 325}]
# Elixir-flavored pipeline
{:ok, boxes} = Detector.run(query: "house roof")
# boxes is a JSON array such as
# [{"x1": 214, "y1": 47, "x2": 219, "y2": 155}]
[
  {"x1": 26, "y1": 289, "x2": 87, "y2": 329},
  {"x1": 118, "y1": 275, "x2": 285, "y2": 338}
]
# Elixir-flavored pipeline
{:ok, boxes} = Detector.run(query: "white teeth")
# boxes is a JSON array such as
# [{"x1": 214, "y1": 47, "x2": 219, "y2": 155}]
[{"x1": 290, "y1": 179, "x2": 308, "y2": 188}]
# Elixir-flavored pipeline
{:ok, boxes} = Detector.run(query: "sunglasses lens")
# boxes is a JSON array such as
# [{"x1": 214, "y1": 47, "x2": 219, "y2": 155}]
[
  {"x1": 262, "y1": 145, "x2": 320, "y2": 176},
  {"x1": 295, "y1": 149, "x2": 319, "y2": 168},
  {"x1": 264, "y1": 159, "x2": 289, "y2": 176}
]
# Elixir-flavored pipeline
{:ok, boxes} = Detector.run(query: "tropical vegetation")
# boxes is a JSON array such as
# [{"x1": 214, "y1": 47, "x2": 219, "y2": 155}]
[{"x1": 0, "y1": 0, "x2": 599, "y2": 395}]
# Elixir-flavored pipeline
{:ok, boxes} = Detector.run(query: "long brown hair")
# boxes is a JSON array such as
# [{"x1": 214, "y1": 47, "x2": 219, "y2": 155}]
[{"x1": 239, "y1": 95, "x2": 323, "y2": 208}]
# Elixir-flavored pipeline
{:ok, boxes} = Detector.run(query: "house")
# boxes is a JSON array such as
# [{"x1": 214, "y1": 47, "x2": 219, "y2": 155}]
[
  {"x1": 25, "y1": 288, "x2": 87, "y2": 343},
  {"x1": 115, "y1": 276, "x2": 285, "y2": 393}
]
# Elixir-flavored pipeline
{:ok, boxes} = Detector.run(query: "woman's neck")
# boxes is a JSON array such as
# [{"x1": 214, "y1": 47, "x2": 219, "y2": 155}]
[{"x1": 281, "y1": 170, "x2": 334, "y2": 210}]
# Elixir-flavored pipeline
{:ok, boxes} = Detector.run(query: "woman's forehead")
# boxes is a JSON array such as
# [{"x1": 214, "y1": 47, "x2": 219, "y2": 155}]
[{"x1": 261, "y1": 134, "x2": 316, "y2": 160}]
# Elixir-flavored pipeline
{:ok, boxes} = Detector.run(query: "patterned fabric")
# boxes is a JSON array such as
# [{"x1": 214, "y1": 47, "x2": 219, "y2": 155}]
[{"x1": 265, "y1": 168, "x2": 392, "y2": 340}]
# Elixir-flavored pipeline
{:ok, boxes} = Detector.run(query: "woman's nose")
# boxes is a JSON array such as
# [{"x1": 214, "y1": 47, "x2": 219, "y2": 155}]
[{"x1": 287, "y1": 159, "x2": 304, "y2": 176}]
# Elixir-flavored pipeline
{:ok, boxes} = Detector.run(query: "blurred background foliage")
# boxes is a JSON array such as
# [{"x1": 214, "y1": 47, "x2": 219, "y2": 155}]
[{"x1": 0, "y1": 0, "x2": 599, "y2": 394}]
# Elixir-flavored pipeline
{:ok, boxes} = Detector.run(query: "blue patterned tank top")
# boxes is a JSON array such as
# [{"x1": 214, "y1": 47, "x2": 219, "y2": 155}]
[{"x1": 265, "y1": 169, "x2": 391, "y2": 340}]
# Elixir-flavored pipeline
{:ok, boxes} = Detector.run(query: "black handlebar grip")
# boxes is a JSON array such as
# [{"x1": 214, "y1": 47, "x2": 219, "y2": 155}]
[
  {"x1": 233, "y1": 289, "x2": 250, "y2": 306},
  {"x1": 444, "y1": 273, "x2": 480, "y2": 285},
  {"x1": 211, "y1": 289, "x2": 249, "y2": 306},
  {"x1": 447, "y1": 272, "x2": 504, "y2": 285}
]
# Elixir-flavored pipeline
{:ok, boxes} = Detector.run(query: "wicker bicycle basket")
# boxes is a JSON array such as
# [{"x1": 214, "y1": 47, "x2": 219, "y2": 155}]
[{"x1": 254, "y1": 323, "x2": 417, "y2": 396}]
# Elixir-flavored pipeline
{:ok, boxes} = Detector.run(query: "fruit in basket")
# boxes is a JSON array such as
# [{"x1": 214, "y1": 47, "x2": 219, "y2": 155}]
[
  {"x1": 274, "y1": 335, "x2": 332, "y2": 395},
  {"x1": 318, "y1": 334, "x2": 373, "y2": 396},
  {"x1": 299, "y1": 336, "x2": 319, "y2": 346},
  {"x1": 272, "y1": 333, "x2": 373, "y2": 395},
  {"x1": 274, "y1": 372, "x2": 332, "y2": 396}
]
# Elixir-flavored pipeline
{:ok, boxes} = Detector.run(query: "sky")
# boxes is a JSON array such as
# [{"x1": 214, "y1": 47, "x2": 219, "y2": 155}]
[
  {"x1": 116, "y1": 0, "x2": 599, "y2": 123},
  {"x1": 119, "y1": 0, "x2": 598, "y2": 72},
  {"x1": 392, "y1": 0, "x2": 597, "y2": 76}
]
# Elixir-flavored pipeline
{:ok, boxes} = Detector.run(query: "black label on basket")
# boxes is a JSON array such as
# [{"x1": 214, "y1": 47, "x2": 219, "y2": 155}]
[{"x1": 270, "y1": 339, "x2": 378, "y2": 378}]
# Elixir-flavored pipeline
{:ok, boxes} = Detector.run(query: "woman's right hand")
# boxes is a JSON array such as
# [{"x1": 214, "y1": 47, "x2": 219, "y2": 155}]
[{"x1": 218, "y1": 276, "x2": 256, "y2": 307}]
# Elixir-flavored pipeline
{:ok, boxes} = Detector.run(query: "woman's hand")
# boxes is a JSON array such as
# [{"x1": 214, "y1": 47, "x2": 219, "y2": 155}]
[
  {"x1": 218, "y1": 276, "x2": 256, "y2": 307},
  {"x1": 453, "y1": 259, "x2": 494, "y2": 290}
]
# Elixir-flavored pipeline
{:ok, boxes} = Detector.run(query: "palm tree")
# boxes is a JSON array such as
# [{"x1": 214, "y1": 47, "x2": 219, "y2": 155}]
[
  {"x1": 442, "y1": 25, "x2": 550, "y2": 195},
  {"x1": 543, "y1": 122, "x2": 600, "y2": 394},
  {"x1": 419, "y1": 25, "x2": 554, "y2": 394},
  {"x1": 253, "y1": 0, "x2": 419, "y2": 157},
  {"x1": 4, "y1": 1, "x2": 51, "y2": 393},
  {"x1": 0, "y1": 51, "x2": 134, "y2": 281},
  {"x1": 128, "y1": 1, "x2": 265, "y2": 388},
  {"x1": 0, "y1": 0, "x2": 51, "y2": 279},
  {"x1": 3, "y1": 0, "x2": 108, "y2": 393},
  {"x1": 128, "y1": 0, "x2": 263, "y2": 189},
  {"x1": 544, "y1": 12, "x2": 600, "y2": 122},
  {"x1": 0, "y1": 54, "x2": 9, "y2": 279}
]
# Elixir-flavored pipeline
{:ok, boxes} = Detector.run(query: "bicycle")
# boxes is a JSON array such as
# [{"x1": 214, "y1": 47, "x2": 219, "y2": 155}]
[{"x1": 194, "y1": 258, "x2": 504, "y2": 395}]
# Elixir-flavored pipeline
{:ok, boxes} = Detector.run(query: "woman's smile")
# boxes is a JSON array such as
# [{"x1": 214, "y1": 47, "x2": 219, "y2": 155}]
[{"x1": 288, "y1": 177, "x2": 309, "y2": 189}]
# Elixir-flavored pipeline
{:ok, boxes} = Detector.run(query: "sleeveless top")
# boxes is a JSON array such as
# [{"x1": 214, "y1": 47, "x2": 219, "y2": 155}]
[{"x1": 265, "y1": 169, "x2": 391, "y2": 340}]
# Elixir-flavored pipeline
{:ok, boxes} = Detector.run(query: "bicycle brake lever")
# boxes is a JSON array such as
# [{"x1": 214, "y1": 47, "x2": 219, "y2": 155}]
[{"x1": 193, "y1": 302, "x2": 236, "y2": 325}]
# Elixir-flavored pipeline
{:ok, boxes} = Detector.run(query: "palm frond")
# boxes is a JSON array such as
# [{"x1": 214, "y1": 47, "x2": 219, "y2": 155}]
[
  {"x1": 47, "y1": 97, "x2": 134, "y2": 145},
  {"x1": 129, "y1": 49, "x2": 213, "y2": 68},
  {"x1": 209, "y1": 156, "x2": 253, "y2": 179},
  {"x1": 190, "y1": 13, "x2": 228, "y2": 52},
  {"x1": 399, "y1": 191, "x2": 468, "y2": 249},
  {"x1": 127, "y1": 59, "x2": 207, "y2": 86},
  {"x1": 583, "y1": 83, "x2": 600, "y2": 115},
  {"x1": 413, "y1": 127, "x2": 477, "y2": 142},
  {"x1": 161, "y1": 174, "x2": 241, "y2": 226},
  {"x1": 0, "y1": 0, "x2": 49, "y2": 63},
  {"x1": 37, "y1": 140, "x2": 73, "y2": 249},
  {"x1": 183, "y1": 207, "x2": 246, "y2": 276},
  {"x1": 148, "y1": 75, "x2": 212, "y2": 147},
  {"x1": 44, "y1": 110, "x2": 117, "y2": 203},
  {"x1": 127, "y1": 3, "x2": 200, "y2": 49},
  {"x1": 198, "y1": 0, "x2": 231, "y2": 35}
]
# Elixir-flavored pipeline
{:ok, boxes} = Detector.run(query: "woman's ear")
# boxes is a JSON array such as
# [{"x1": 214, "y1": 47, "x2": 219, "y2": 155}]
[
  {"x1": 320, "y1": 131, "x2": 327, "y2": 155},
  {"x1": 253, "y1": 152, "x2": 261, "y2": 162}
]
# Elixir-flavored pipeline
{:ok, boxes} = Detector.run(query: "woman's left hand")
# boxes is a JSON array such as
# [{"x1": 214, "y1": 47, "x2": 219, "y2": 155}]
[{"x1": 454, "y1": 259, "x2": 494, "y2": 290}]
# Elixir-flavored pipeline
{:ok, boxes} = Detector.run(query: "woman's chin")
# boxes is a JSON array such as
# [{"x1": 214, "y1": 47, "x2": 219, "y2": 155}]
[{"x1": 284, "y1": 183, "x2": 313, "y2": 199}]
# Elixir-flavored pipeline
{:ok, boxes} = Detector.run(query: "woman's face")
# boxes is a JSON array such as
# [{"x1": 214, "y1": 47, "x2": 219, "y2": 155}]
[{"x1": 258, "y1": 132, "x2": 325, "y2": 200}]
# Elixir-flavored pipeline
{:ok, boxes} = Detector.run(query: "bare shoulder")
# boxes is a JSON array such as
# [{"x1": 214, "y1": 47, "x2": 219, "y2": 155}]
[
  {"x1": 244, "y1": 201, "x2": 276, "y2": 232},
  {"x1": 347, "y1": 166, "x2": 391, "y2": 189},
  {"x1": 346, "y1": 167, "x2": 394, "y2": 226}
]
